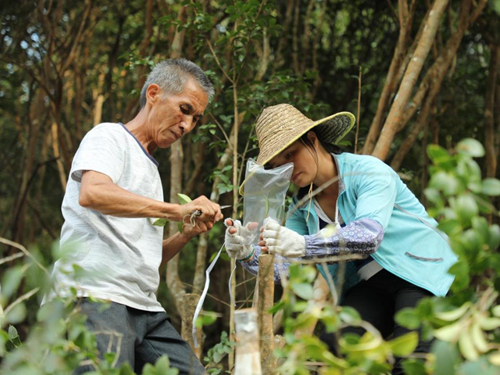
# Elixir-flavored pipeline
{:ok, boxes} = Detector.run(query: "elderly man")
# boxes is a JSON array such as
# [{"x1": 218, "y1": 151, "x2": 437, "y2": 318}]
[{"x1": 48, "y1": 59, "x2": 221, "y2": 374}]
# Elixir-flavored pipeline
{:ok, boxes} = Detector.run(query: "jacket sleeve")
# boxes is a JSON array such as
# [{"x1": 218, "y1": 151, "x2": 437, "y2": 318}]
[
  {"x1": 303, "y1": 218, "x2": 384, "y2": 258},
  {"x1": 303, "y1": 158, "x2": 396, "y2": 258},
  {"x1": 238, "y1": 245, "x2": 291, "y2": 284}
]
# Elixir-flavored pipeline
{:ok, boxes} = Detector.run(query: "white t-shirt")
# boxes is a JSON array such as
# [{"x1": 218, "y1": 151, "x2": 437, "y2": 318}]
[{"x1": 47, "y1": 122, "x2": 165, "y2": 311}]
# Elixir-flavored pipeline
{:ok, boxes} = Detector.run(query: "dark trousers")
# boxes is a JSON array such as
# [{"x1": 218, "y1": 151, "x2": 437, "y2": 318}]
[
  {"x1": 74, "y1": 298, "x2": 206, "y2": 374},
  {"x1": 320, "y1": 269, "x2": 433, "y2": 375}
]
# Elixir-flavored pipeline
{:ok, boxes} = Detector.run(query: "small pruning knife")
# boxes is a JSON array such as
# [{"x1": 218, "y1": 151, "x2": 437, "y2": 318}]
[{"x1": 191, "y1": 205, "x2": 231, "y2": 218}]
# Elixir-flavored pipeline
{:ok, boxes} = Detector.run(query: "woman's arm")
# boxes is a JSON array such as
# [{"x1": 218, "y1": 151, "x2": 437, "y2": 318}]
[
  {"x1": 303, "y1": 218, "x2": 383, "y2": 258},
  {"x1": 238, "y1": 245, "x2": 291, "y2": 284}
]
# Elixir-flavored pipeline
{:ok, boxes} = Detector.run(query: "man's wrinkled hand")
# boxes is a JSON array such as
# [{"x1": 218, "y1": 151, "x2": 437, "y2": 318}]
[
  {"x1": 182, "y1": 195, "x2": 223, "y2": 223},
  {"x1": 181, "y1": 220, "x2": 215, "y2": 240},
  {"x1": 259, "y1": 218, "x2": 306, "y2": 257}
]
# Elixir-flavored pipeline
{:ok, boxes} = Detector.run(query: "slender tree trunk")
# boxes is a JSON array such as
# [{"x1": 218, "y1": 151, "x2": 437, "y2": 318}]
[
  {"x1": 292, "y1": 0, "x2": 300, "y2": 75},
  {"x1": 372, "y1": 0, "x2": 449, "y2": 161},
  {"x1": 299, "y1": 0, "x2": 315, "y2": 74},
  {"x1": 390, "y1": 0, "x2": 475, "y2": 169},
  {"x1": 420, "y1": 116, "x2": 431, "y2": 207},
  {"x1": 166, "y1": 141, "x2": 186, "y2": 309},
  {"x1": 123, "y1": 0, "x2": 154, "y2": 121},
  {"x1": 485, "y1": 44, "x2": 499, "y2": 178},
  {"x1": 363, "y1": 0, "x2": 414, "y2": 154},
  {"x1": 274, "y1": 0, "x2": 294, "y2": 70}
]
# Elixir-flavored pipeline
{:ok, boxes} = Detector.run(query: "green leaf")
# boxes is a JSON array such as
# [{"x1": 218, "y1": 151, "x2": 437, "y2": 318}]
[
  {"x1": 177, "y1": 193, "x2": 192, "y2": 205},
  {"x1": 430, "y1": 172, "x2": 459, "y2": 196},
  {"x1": 153, "y1": 218, "x2": 168, "y2": 227},
  {"x1": 6, "y1": 302, "x2": 27, "y2": 324},
  {"x1": 488, "y1": 224, "x2": 500, "y2": 251},
  {"x1": 401, "y1": 358, "x2": 427, "y2": 375},
  {"x1": 105, "y1": 352, "x2": 116, "y2": 365},
  {"x1": 482, "y1": 178, "x2": 500, "y2": 196},
  {"x1": 269, "y1": 299, "x2": 286, "y2": 314},
  {"x1": 427, "y1": 144, "x2": 451, "y2": 164},
  {"x1": 388, "y1": 332, "x2": 418, "y2": 356},
  {"x1": 431, "y1": 340, "x2": 459, "y2": 375},
  {"x1": 458, "y1": 357, "x2": 499, "y2": 375},
  {"x1": 195, "y1": 311, "x2": 218, "y2": 328},
  {"x1": 1, "y1": 266, "x2": 24, "y2": 299},
  {"x1": 395, "y1": 308, "x2": 421, "y2": 329},
  {"x1": 457, "y1": 139, "x2": 485, "y2": 157},
  {"x1": 448, "y1": 261, "x2": 470, "y2": 291},
  {"x1": 291, "y1": 282, "x2": 314, "y2": 300},
  {"x1": 339, "y1": 306, "x2": 361, "y2": 325},
  {"x1": 454, "y1": 194, "x2": 478, "y2": 224}
]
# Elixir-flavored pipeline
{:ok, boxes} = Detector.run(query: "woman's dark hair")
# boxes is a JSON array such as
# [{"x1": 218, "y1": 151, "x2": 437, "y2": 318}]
[
  {"x1": 296, "y1": 129, "x2": 343, "y2": 199},
  {"x1": 300, "y1": 129, "x2": 343, "y2": 155}
]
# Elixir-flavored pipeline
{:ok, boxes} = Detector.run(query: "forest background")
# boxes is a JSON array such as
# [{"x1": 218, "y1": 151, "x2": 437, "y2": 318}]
[{"x1": 1, "y1": 0, "x2": 500, "y2": 373}]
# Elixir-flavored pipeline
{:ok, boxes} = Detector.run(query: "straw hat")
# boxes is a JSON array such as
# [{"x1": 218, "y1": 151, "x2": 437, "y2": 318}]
[{"x1": 255, "y1": 104, "x2": 356, "y2": 166}]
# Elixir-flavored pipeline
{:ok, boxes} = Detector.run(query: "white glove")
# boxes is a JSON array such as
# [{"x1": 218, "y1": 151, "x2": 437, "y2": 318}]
[
  {"x1": 261, "y1": 217, "x2": 306, "y2": 257},
  {"x1": 224, "y1": 219, "x2": 257, "y2": 261}
]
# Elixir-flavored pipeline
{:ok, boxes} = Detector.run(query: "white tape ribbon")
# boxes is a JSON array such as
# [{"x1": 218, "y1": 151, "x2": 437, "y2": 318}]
[{"x1": 192, "y1": 243, "x2": 224, "y2": 348}]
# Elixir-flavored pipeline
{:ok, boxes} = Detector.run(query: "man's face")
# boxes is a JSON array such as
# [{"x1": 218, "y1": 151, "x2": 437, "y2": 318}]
[{"x1": 147, "y1": 78, "x2": 208, "y2": 149}]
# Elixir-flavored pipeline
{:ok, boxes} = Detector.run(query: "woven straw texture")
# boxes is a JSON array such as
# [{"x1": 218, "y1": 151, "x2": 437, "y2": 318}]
[{"x1": 255, "y1": 104, "x2": 355, "y2": 165}]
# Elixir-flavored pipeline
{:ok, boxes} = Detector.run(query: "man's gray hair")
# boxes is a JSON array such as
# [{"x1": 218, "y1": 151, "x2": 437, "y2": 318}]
[{"x1": 139, "y1": 58, "x2": 214, "y2": 109}]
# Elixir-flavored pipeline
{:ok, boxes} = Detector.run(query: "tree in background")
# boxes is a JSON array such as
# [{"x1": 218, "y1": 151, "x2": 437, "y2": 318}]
[{"x1": 1, "y1": 0, "x2": 500, "y2": 373}]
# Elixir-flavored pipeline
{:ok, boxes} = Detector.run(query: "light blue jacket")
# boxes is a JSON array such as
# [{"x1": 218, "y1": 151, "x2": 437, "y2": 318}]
[
  {"x1": 286, "y1": 153, "x2": 457, "y2": 297},
  {"x1": 241, "y1": 153, "x2": 457, "y2": 297}
]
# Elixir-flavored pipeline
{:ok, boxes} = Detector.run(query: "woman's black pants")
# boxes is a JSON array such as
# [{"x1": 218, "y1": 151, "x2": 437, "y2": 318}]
[{"x1": 320, "y1": 268, "x2": 433, "y2": 375}]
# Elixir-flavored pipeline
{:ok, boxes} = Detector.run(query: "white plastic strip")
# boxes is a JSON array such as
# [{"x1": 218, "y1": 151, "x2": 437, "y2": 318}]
[
  {"x1": 228, "y1": 262, "x2": 237, "y2": 307},
  {"x1": 193, "y1": 243, "x2": 225, "y2": 348}
]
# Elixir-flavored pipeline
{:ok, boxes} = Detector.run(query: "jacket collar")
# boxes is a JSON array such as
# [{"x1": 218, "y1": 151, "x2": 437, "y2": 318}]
[{"x1": 296, "y1": 152, "x2": 346, "y2": 212}]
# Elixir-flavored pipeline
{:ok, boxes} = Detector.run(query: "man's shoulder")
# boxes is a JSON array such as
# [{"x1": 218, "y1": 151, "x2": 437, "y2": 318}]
[
  {"x1": 80, "y1": 123, "x2": 128, "y2": 145},
  {"x1": 85, "y1": 122, "x2": 123, "y2": 136}
]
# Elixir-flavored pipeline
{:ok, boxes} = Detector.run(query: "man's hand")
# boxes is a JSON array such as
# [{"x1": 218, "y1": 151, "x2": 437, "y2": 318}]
[
  {"x1": 180, "y1": 220, "x2": 211, "y2": 240},
  {"x1": 259, "y1": 218, "x2": 306, "y2": 257},
  {"x1": 224, "y1": 219, "x2": 258, "y2": 261},
  {"x1": 181, "y1": 195, "x2": 223, "y2": 224}
]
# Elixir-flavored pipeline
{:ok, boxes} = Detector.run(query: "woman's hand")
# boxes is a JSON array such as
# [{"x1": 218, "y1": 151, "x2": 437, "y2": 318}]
[
  {"x1": 259, "y1": 218, "x2": 306, "y2": 257},
  {"x1": 224, "y1": 219, "x2": 258, "y2": 261}
]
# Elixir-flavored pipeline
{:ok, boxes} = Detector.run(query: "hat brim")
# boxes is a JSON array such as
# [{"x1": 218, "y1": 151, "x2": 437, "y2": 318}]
[{"x1": 239, "y1": 111, "x2": 355, "y2": 195}]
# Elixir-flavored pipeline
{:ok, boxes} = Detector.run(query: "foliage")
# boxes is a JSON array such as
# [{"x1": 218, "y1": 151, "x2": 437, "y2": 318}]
[
  {"x1": 394, "y1": 139, "x2": 500, "y2": 373},
  {"x1": 271, "y1": 264, "x2": 418, "y2": 374},
  {"x1": 203, "y1": 331, "x2": 236, "y2": 374},
  {"x1": 0, "y1": 244, "x2": 179, "y2": 374}
]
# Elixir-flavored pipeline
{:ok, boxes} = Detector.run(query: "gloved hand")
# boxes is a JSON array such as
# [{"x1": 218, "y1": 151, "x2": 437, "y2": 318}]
[
  {"x1": 260, "y1": 217, "x2": 306, "y2": 257},
  {"x1": 224, "y1": 219, "x2": 258, "y2": 261}
]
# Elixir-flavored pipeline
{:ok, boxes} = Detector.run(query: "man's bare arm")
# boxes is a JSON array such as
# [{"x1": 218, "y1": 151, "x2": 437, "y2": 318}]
[
  {"x1": 79, "y1": 170, "x2": 223, "y2": 222},
  {"x1": 160, "y1": 232, "x2": 193, "y2": 269}
]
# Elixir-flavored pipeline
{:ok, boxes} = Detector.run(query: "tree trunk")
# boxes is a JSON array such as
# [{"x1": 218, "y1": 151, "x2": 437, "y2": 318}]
[
  {"x1": 166, "y1": 141, "x2": 186, "y2": 310},
  {"x1": 257, "y1": 254, "x2": 275, "y2": 373},
  {"x1": 363, "y1": 0, "x2": 414, "y2": 154},
  {"x1": 372, "y1": 0, "x2": 449, "y2": 161},
  {"x1": 390, "y1": 0, "x2": 475, "y2": 169},
  {"x1": 485, "y1": 44, "x2": 499, "y2": 178},
  {"x1": 123, "y1": 0, "x2": 154, "y2": 121}
]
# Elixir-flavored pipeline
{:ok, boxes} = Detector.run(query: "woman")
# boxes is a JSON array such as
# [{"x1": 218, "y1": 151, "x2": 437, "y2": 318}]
[{"x1": 225, "y1": 104, "x2": 457, "y2": 372}]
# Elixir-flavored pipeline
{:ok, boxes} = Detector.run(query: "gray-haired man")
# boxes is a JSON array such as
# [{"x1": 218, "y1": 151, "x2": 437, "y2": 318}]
[{"x1": 49, "y1": 59, "x2": 220, "y2": 374}]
